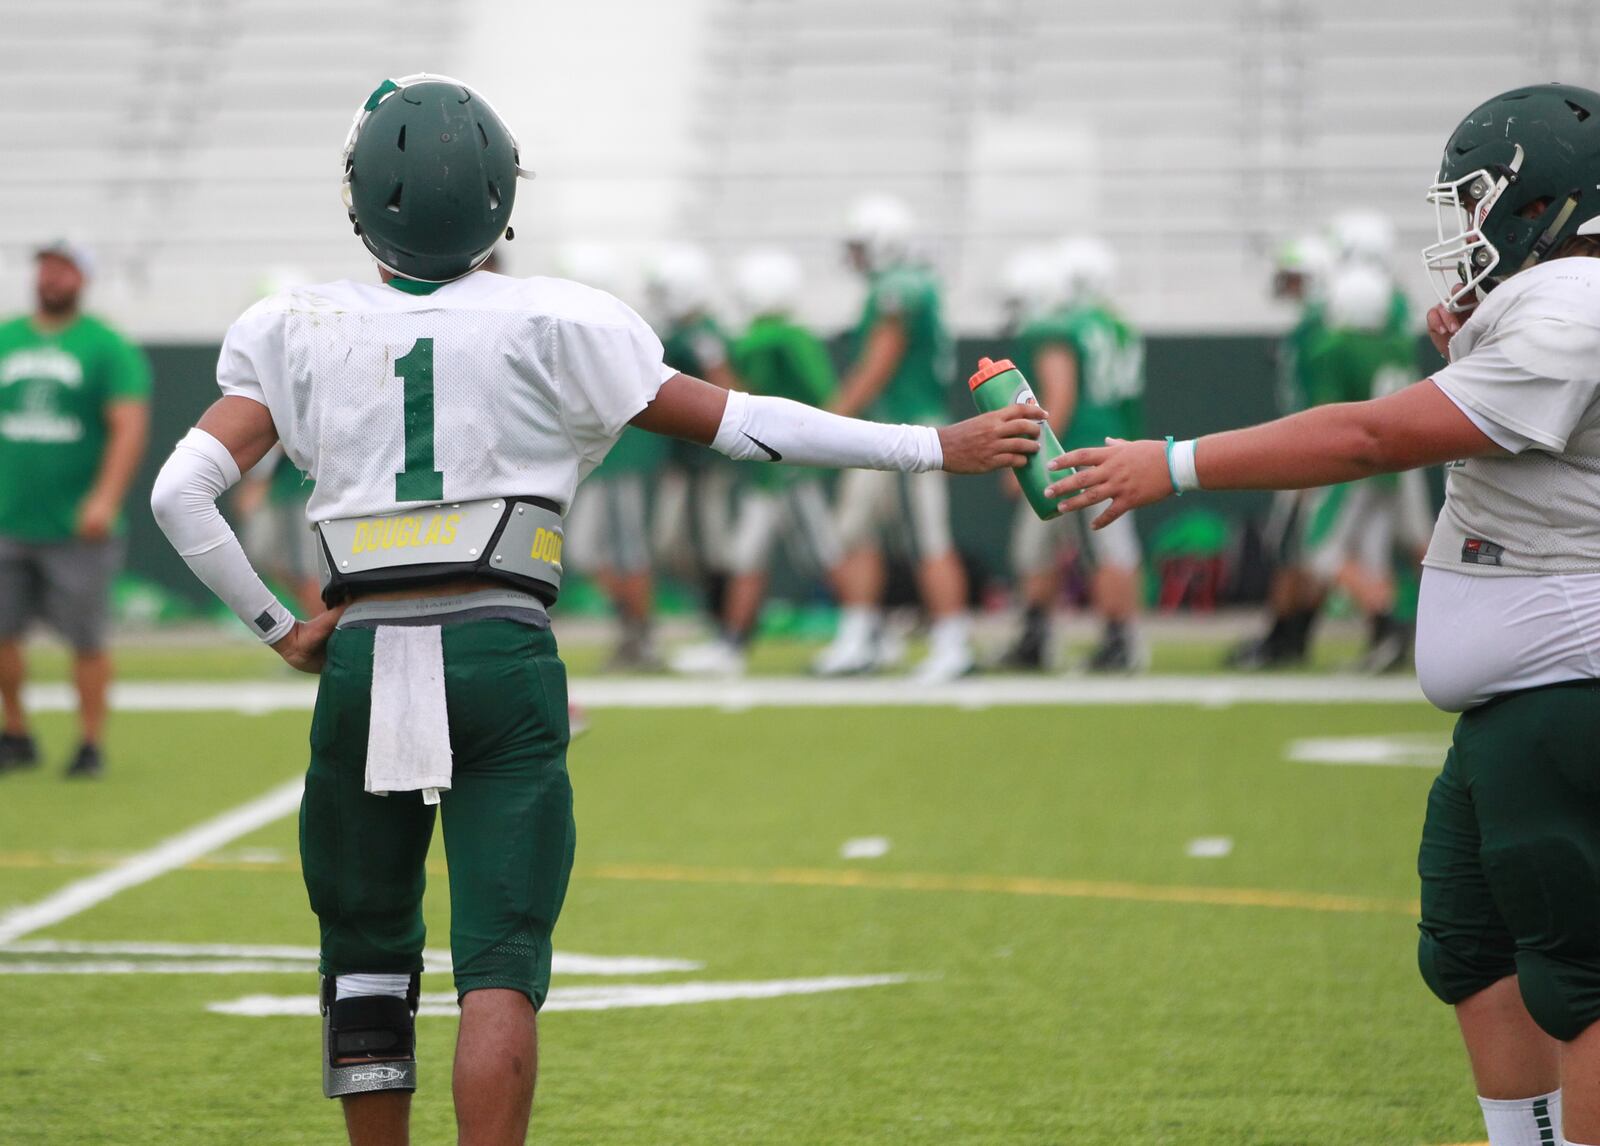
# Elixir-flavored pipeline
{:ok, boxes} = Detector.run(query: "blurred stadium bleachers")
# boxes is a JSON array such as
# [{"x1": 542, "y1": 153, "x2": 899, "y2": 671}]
[{"x1": 1, "y1": 0, "x2": 1596, "y2": 335}]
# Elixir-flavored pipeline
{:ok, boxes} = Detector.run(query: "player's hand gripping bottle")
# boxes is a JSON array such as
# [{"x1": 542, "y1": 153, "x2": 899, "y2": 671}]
[{"x1": 968, "y1": 357, "x2": 1069, "y2": 521}]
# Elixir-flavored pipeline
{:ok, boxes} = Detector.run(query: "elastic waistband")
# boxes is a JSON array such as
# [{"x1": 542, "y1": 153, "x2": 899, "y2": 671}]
[{"x1": 337, "y1": 589, "x2": 549, "y2": 630}]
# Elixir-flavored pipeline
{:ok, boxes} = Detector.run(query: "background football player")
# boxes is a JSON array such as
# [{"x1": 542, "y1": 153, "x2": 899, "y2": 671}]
[
  {"x1": 1297, "y1": 256, "x2": 1421, "y2": 672},
  {"x1": 559, "y1": 243, "x2": 668, "y2": 671},
  {"x1": 643, "y1": 244, "x2": 741, "y2": 629},
  {"x1": 1227, "y1": 232, "x2": 1333, "y2": 669},
  {"x1": 671, "y1": 248, "x2": 844, "y2": 677},
  {"x1": 816, "y1": 194, "x2": 975, "y2": 683},
  {"x1": 1002, "y1": 236, "x2": 1148, "y2": 673}
]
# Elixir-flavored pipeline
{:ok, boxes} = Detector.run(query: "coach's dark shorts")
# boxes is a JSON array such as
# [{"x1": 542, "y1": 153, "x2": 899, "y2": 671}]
[
  {"x1": 0, "y1": 535, "x2": 124, "y2": 652},
  {"x1": 1417, "y1": 680, "x2": 1600, "y2": 1039},
  {"x1": 299, "y1": 617, "x2": 575, "y2": 1007}
]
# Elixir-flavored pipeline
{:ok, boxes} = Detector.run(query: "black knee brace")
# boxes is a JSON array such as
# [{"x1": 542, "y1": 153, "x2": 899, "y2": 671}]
[{"x1": 321, "y1": 973, "x2": 421, "y2": 1098}]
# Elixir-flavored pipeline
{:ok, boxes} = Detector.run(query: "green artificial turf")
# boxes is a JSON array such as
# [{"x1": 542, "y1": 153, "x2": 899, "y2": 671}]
[{"x1": 0, "y1": 675, "x2": 1480, "y2": 1144}]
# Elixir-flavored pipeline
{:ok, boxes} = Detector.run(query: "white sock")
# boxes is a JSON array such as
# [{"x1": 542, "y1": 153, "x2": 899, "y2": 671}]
[
  {"x1": 835, "y1": 607, "x2": 880, "y2": 646},
  {"x1": 335, "y1": 972, "x2": 412, "y2": 1000},
  {"x1": 1479, "y1": 1091, "x2": 1561, "y2": 1146},
  {"x1": 928, "y1": 614, "x2": 972, "y2": 653}
]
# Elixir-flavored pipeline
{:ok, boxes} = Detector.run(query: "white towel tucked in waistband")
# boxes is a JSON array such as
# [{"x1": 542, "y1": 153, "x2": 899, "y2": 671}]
[{"x1": 366, "y1": 625, "x2": 452, "y2": 804}]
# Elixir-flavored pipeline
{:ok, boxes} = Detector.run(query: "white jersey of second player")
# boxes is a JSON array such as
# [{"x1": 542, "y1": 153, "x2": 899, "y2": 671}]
[
  {"x1": 1416, "y1": 257, "x2": 1600, "y2": 711},
  {"x1": 215, "y1": 271, "x2": 676, "y2": 523},
  {"x1": 1426, "y1": 258, "x2": 1600, "y2": 576}
]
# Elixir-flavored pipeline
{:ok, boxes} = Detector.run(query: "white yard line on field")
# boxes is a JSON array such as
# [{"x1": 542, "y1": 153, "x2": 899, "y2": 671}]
[
  {"x1": 0, "y1": 777, "x2": 305, "y2": 946},
  {"x1": 210, "y1": 975, "x2": 920, "y2": 1017},
  {"x1": 23, "y1": 674, "x2": 1428, "y2": 716},
  {"x1": 0, "y1": 959, "x2": 319, "y2": 975}
]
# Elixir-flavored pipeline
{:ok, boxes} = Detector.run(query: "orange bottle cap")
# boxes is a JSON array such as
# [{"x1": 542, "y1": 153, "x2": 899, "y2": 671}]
[{"x1": 968, "y1": 356, "x2": 1017, "y2": 391}]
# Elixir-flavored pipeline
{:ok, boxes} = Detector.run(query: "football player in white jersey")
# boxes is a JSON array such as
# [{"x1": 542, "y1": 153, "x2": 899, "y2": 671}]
[
  {"x1": 1043, "y1": 83, "x2": 1600, "y2": 1146},
  {"x1": 149, "y1": 75, "x2": 1042, "y2": 1146}
]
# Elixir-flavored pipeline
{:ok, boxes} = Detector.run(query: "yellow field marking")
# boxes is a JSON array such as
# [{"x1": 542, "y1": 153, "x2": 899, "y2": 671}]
[
  {"x1": 0, "y1": 852, "x2": 1420, "y2": 917},
  {"x1": 584, "y1": 863, "x2": 1421, "y2": 916}
]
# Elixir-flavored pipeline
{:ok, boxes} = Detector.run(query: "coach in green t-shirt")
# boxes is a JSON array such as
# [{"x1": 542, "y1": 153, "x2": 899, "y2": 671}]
[{"x1": 0, "y1": 241, "x2": 151, "y2": 779}]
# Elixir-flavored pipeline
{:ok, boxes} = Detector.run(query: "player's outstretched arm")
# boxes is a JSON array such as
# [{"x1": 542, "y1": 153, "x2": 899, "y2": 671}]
[
  {"x1": 632, "y1": 371, "x2": 1044, "y2": 475},
  {"x1": 830, "y1": 316, "x2": 907, "y2": 417},
  {"x1": 152, "y1": 396, "x2": 344, "y2": 673},
  {"x1": 1041, "y1": 378, "x2": 1502, "y2": 529}
]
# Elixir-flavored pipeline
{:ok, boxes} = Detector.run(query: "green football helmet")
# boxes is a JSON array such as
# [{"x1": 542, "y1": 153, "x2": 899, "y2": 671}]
[
  {"x1": 341, "y1": 73, "x2": 534, "y2": 283},
  {"x1": 1424, "y1": 83, "x2": 1600, "y2": 311}
]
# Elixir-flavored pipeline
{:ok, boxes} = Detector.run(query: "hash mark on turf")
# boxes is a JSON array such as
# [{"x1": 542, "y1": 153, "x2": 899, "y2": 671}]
[
  {"x1": 840, "y1": 837, "x2": 891, "y2": 859},
  {"x1": 1287, "y1": 735, "x2": 1448, "y2": 768}
]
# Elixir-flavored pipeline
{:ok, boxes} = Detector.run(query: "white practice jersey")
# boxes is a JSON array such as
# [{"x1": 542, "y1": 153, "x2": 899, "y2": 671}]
[
  {"x1": 1425, "y1": 258, "x2": 1600, "y2": 576},
  {"x1": 1415, "y1": 257, "x2": 1600, "y2": 707},
  {"x1": 215, "y1": 271, "x2": 677, "y2": 523}
]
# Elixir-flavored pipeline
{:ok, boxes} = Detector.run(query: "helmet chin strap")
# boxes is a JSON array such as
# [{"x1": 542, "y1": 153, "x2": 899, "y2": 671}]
[{"x1": 1522, "y1": 193, "x2": 1582, "y2": 269}]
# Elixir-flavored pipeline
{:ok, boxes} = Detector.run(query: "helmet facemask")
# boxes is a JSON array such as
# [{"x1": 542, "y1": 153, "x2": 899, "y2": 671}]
[{"x1": 1422, "y1": 146, "x2": 1520, "y2": 312}]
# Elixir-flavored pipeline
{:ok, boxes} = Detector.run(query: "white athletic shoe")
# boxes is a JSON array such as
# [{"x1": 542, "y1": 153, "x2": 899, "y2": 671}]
[
  {"x1": 670, "y1": 640, "x2": 747, "y2": 678},
  {"x1": 872, "y1": 626, "x2": 907, "y2": 671},
  {"x1": 813, "y1": 631, "x2": 879, "y2": 676},
  {"x1": 911, "y1": 641, "x2": 976, "y2": 685}
]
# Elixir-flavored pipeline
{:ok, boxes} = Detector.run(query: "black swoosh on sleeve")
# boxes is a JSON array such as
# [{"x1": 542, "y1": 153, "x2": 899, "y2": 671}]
[{"x1": 742, "y1": 433, "x2": 783, "y2": 462}]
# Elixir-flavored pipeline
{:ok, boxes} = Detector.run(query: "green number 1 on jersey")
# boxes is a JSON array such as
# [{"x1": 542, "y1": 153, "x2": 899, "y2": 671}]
[{"x1": 394, "y1": 338, "x2": 444, "y2": 502}]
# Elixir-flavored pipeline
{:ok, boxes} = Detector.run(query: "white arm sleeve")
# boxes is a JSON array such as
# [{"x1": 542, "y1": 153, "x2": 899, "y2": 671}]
[
  {"x1": 150, "y1": 428, "x2": 296, "y2": 644},
  {"x1": 711, "y1": 390, "x2": 942, "y2": 473}
]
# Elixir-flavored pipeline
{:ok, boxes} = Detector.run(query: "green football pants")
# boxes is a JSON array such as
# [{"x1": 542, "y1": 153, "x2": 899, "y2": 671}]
[
  {"x1": 299, "y1": 619, "x2": 574, "y2": 1006},
  {"x1": 1418, "y1": 680, "x2": 1600, "y2": 1040}
]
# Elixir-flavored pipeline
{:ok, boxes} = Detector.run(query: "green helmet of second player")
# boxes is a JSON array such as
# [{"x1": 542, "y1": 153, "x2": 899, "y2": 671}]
[
  {"x1": 1425, "y1": 82, "x2": 1600, "y2": 311},
  {"x1": 341, "y1": 74, "x2": 534, "y2": 283}
]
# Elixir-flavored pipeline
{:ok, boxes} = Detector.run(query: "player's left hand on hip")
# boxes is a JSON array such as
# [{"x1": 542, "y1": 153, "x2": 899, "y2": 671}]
[
  {"x1": 270, "y1": 606, "x2": 347, "y2": 675},
  {"x1": 75, "y1": 495, "x2": 117, "y2": 541},
  {"x1": 1044, "y1": 438, "x2": 1171, "y2": 528},
  {"x1": 939, "y1": 403, "x2": 1046, "y2": 474}
]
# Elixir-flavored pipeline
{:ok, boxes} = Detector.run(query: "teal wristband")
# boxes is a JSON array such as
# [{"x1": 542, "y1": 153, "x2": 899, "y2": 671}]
[{"x1": 1163, "y1": 435, "x2": 1184, "y2": 496}]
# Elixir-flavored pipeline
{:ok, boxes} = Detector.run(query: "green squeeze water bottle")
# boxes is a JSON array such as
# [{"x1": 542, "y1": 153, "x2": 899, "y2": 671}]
[{"x1": 968, "y1": 356, "x2": 1069, "y2": 521}]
